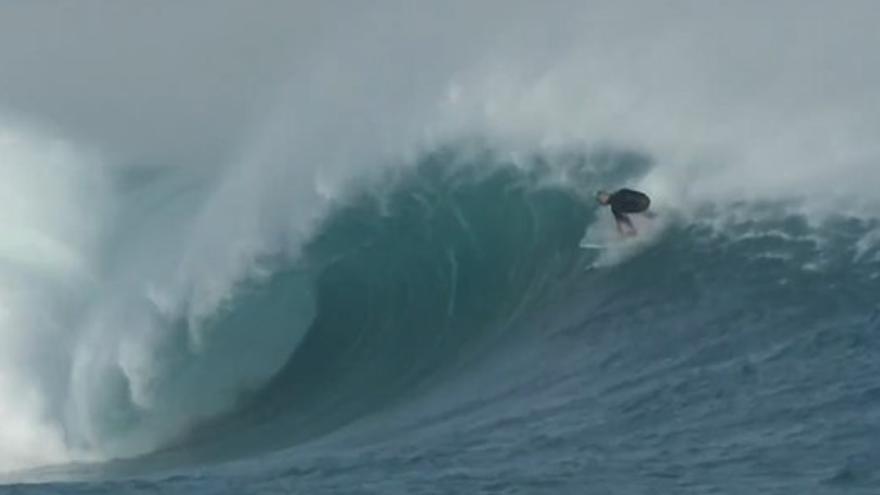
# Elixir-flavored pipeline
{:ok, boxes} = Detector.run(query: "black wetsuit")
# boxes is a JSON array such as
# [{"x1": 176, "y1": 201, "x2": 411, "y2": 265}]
[
  {"x1": 609, "y1": 188, "x2": 651, "y2": 224},
  {"x1": 609, "y1": 188, "x2": 650, "y2": 217}
]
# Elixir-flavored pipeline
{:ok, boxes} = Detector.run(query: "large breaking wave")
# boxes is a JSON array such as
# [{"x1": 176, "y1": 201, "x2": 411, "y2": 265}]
[{"x1": 4, "y1": 135, "x2": 879, "y2": 488}]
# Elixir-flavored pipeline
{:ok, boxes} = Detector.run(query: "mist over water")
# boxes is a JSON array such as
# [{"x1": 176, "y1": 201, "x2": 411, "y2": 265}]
[{"x1": 0, "y1": 2, "x2": 878, "y2": 492}]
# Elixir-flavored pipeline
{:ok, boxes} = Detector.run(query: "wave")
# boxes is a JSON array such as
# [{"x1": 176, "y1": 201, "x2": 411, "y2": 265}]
[
  {"x1": 3, "y1": 136, "x2": 880, "y2": 485},
  {"x1": 116, "y1": 146, "x2": 619, "y2": 464},
  {"x1": 83, "y1": 145, "x2": 880, "y2": 474}
]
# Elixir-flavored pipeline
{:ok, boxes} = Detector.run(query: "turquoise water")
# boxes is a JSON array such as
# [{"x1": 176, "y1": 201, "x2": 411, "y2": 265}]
[{"x1": 3, "y1": 148, "x2": 879, "y2": 493}]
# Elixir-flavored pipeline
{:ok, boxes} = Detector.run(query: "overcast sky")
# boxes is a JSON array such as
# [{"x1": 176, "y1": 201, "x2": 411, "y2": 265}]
[
  {"x1": 0, "y1": 1, "x2": 318, "y2": 165},
  {"x1": 0, "y1": 1, "x2": 571, "y2": 166},
  {"x1": 0, "y1": 1, "x2": 877, "y2": 185}
]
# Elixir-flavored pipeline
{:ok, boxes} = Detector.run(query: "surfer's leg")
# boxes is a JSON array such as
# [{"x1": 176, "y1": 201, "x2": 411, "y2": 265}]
[{"x1": 616, "y1": 215, "x2": 637, "y2": 236}]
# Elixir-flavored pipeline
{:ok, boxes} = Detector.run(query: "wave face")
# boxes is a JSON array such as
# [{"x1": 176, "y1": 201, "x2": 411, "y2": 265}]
[
  {"x1": 8, "y1": 147, "x2": 880, "y2": 494},
  {"x1": 200, "y1": 149, "x2": 608, "y2": 448}
]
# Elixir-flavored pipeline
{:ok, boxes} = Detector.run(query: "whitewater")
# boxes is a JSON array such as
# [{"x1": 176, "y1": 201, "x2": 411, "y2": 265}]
[{"x1": 0, "y1": 2, "x2": 878, "y2": 493}]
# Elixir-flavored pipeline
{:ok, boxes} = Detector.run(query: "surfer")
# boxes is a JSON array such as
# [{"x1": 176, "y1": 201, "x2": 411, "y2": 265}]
[{"x1": 596, "y1": 188, "x2": 652, "y2": 236}]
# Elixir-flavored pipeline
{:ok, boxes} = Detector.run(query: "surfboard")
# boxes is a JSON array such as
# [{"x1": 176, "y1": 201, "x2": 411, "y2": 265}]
[
  {"x1": 579, "y1": 236, "x2": 641, "y2": 250},
  {"x1": 579, "y1": 242, "x2": 607, "y2": 250}
]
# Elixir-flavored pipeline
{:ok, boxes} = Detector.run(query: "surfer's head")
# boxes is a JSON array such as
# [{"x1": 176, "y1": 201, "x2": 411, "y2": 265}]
[{"x1": 595, "y1": 190, "x2": 612, "y2": 205}]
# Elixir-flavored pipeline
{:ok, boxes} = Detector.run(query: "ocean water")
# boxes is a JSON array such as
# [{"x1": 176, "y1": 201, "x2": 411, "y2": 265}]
[
  {"x1": 1, "y1": 149, "x2": 878, "y2": 494},
  {"x1": 0, "y1": 2, "x2": 879, "y2": 494}
]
